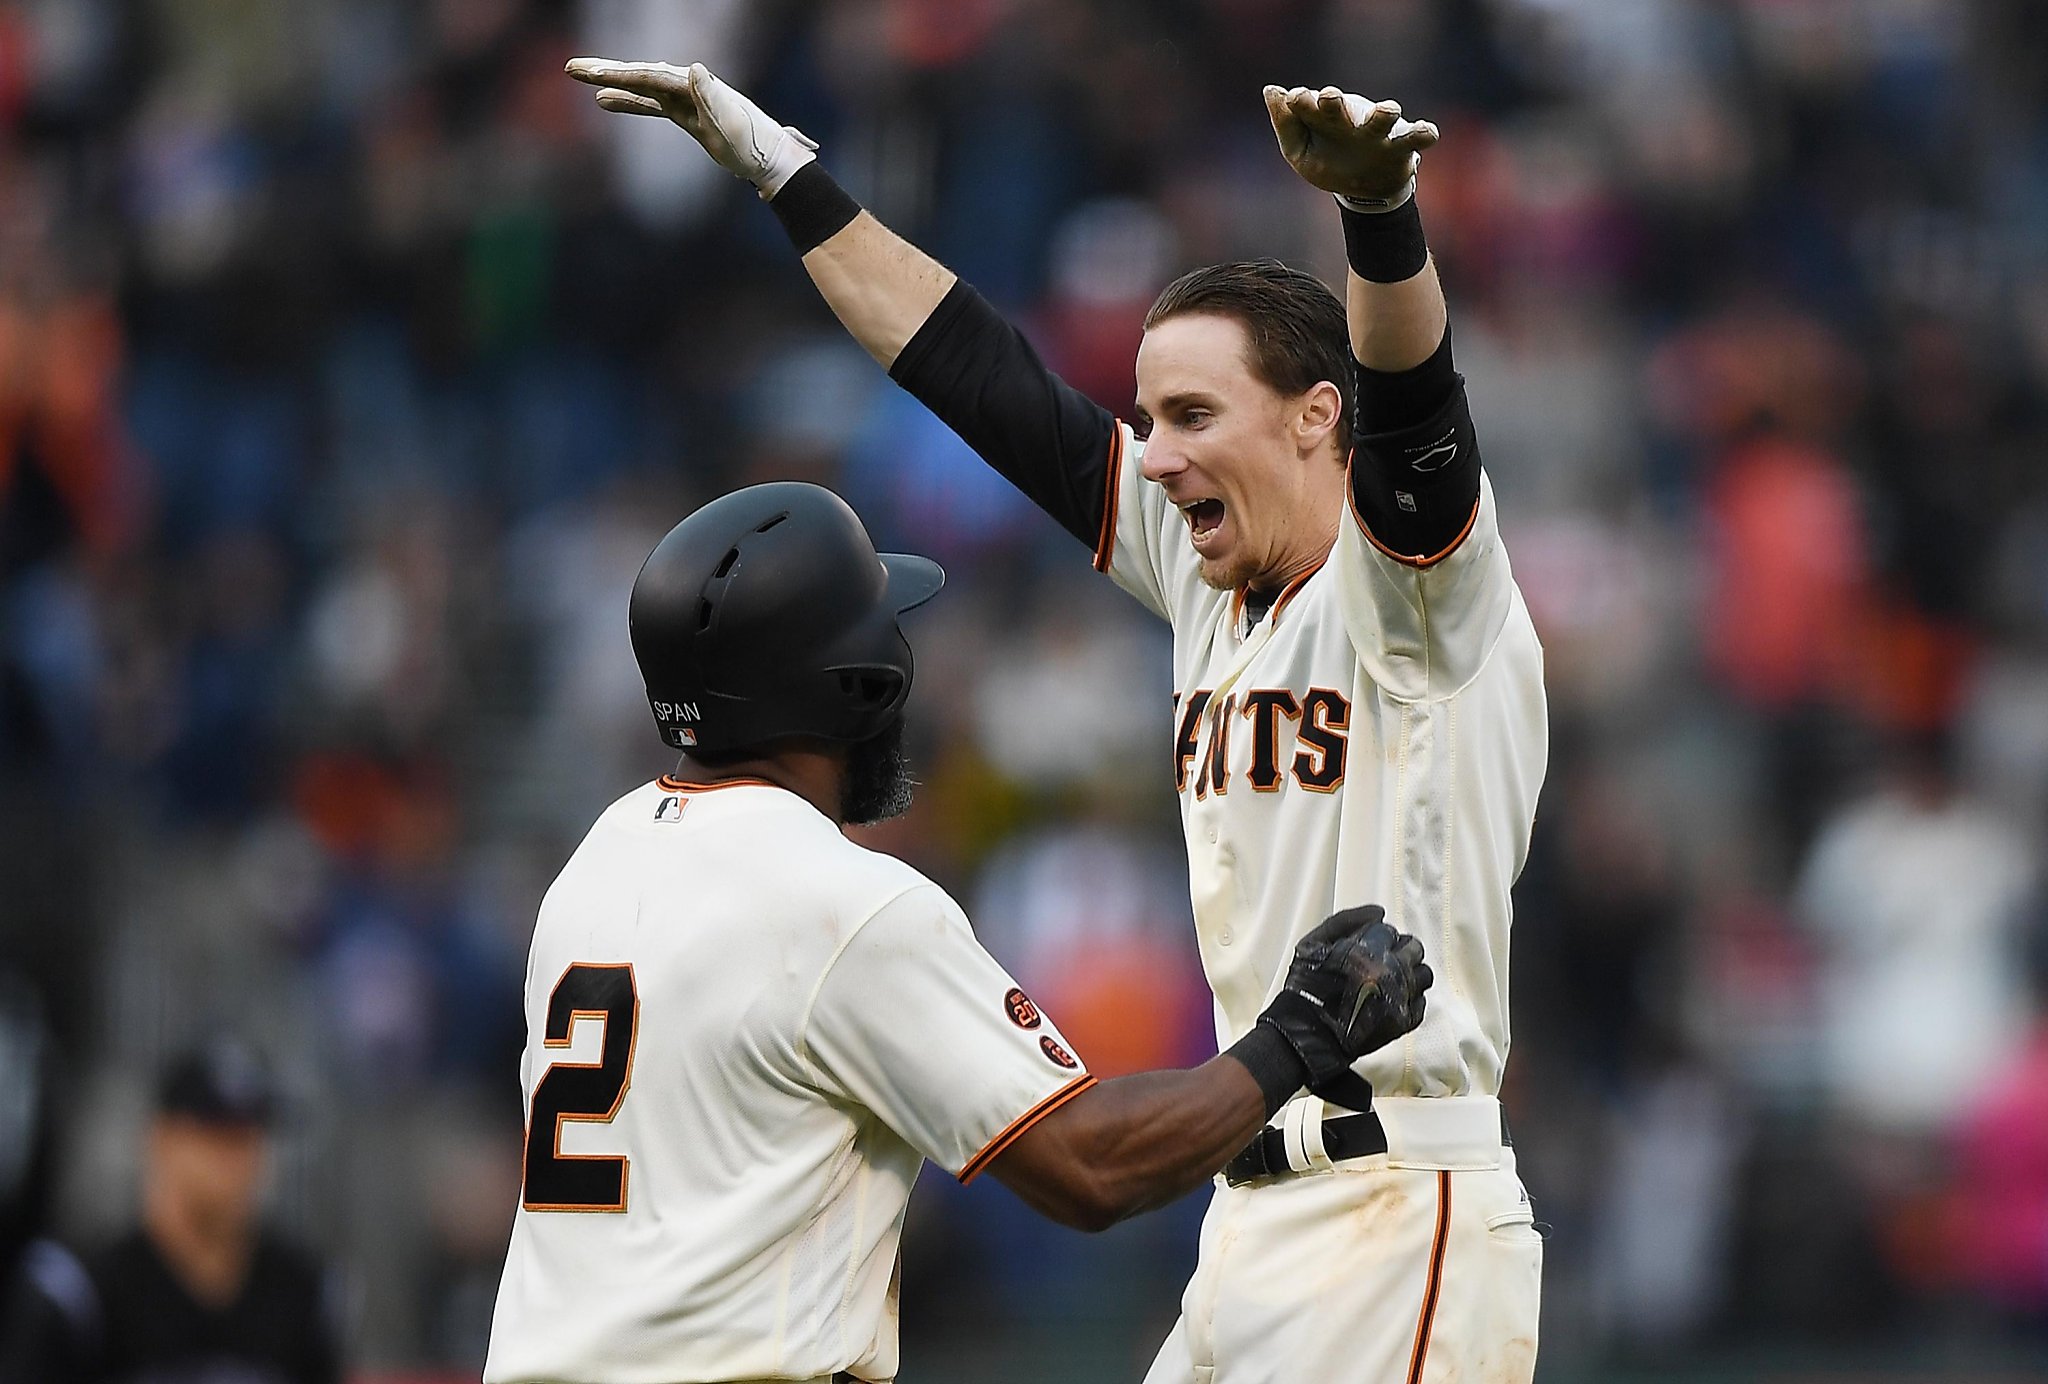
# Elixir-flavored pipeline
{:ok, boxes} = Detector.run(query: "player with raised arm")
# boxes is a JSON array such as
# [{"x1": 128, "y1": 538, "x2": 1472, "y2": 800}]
[
  {"x1": 565, "y1": 59, "x2": 1546, "y2": 1384},
  {"x1": 483, "y1": 482, "x2": 1432, "y2": 1384}
]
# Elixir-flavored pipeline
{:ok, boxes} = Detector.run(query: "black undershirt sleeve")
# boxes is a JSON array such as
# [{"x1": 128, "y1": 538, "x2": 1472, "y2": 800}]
[
  {"x1": 1348, "y1": 328, "x2": 1483, "y2": 563},
  {"x1": 888, "y1": 279, "x2": 1120, "y2": 551}
]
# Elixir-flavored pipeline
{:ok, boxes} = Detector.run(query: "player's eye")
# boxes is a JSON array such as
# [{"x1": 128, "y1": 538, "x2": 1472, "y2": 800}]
[
  {"x1": 1183, "y1": 409, "x2": 1211, "y2": 430},
  {"x1": 1132, "y1": 415, "x2": 1153, "y2": 441}
]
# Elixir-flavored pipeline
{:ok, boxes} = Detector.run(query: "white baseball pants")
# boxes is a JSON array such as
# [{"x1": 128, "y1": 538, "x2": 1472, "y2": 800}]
[{"x1": 1141, "y1": 1147, "x2": 1541, "y2": 1384}]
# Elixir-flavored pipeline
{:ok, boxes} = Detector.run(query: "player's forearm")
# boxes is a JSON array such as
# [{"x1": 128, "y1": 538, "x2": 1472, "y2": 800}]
[
  {"x1": 990, "y1": 1025, "x2": 1306, "y2": 1231},
  {"x1": 997, "y1": 1057, "x2": 1271, "y2": 1231},
  {"x1": 1348, "y1": 263, "x2": 1447, "y2": 372},
  {"x1": 1085, "y1": 1058, "x2": 1279, "y2": 1216},
  {"x1": 768, "y1": 163, "x2": 956, "y2": 369},
  {"x1": 1342, "y1": 198, "x2": 1447, "y2": 371},
  {"x1": 800, "y1": 212, "x2": 956, "y2": 369}
]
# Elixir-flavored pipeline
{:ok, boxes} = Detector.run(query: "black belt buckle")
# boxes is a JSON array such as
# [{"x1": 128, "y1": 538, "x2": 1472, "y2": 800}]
[{"x1": 1222, "y1": 1111, "x2": 1389, "y2": 1186}]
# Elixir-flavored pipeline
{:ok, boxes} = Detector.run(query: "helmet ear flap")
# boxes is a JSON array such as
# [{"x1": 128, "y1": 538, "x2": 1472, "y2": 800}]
[{"x1": 835, "y1": 666, "x2": 906, "y2": 715}]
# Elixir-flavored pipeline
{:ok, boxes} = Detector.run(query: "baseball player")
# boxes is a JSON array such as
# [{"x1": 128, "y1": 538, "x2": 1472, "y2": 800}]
[
  {"x1": 564, "y1": 60, "x2": 1547, "y2": 1383},
  {"x1": 483, "y1": 481, "x2": 1434, "y2": 1384}
]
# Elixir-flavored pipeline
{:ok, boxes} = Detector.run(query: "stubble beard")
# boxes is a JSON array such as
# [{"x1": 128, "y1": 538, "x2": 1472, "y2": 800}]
[
  {"x1": 1195, "y1": 542, "x2": 1260, "y2": 593},
  {"x1": 840, "y1": 718, "x2": 916, "y2": 826}
]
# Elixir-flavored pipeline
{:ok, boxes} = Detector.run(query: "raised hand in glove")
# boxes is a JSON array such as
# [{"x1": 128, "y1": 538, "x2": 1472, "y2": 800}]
[
  {"x1": 566, "y1": 58, "x2": 818, "y2": 199},
  {"x1": 1262, "y1": 84, "x2": 1439, "y2": 211},
  {"x1": 1256, "y1": 904, "x2": 1431, "y2": 1096}
]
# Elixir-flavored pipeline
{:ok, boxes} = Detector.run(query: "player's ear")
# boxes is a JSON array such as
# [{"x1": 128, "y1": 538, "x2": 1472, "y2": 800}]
[{"x1": 1296, "y1": 380, "x2": 1344, "y2": 453}]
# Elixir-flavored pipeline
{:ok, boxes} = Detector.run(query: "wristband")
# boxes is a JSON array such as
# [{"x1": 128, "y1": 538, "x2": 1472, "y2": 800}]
[
  {"x1": 1339, "y1": 195, "x2": 1428, "y2": 284},
  {"x1": 1336, "y1": 174, "x2": 1416, "y2": 213},
  {"x1": 1224, "y1": 1022, "x2": 1309, "y2": 1120},
  {"x1": 769, "y1": 163, "x2": 863, "y2": 255}
]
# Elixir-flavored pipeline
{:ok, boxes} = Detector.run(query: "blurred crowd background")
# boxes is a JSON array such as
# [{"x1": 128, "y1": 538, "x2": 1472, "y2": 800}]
[{"x1": 3, "y1": 0, "x2": 2047, "y2": 1379}]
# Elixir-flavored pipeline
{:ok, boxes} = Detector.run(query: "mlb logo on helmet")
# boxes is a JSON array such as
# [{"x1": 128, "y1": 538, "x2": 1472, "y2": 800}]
[{"x1": 648, "y1": 698, "x2": 704, "y2": 748}]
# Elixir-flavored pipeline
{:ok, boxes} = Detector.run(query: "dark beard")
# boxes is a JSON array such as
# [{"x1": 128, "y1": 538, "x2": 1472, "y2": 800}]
[{"x1": 841, "y1": 719, "x2": 916, "y2": 825}]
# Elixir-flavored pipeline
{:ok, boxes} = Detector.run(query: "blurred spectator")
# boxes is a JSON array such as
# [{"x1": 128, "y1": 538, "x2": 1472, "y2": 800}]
[
  {"x1": 1946, "y1": 915, "x2": 2048, "y2": 1330},
  {"x1": 1795, "y1": 736, "x2": 2038, "y2": 1136},
  {"x1": 1697, "y1": 432, "x2": 1870, "y2": 715},
  {"x1": 0, "y1": 970, "x2": 76, "y2": 1380},
  {"x1": 1589, "y1": 1061, "x2": 1746, "y2": 1354},
  {"x1": 68, "y1": 1042, "x2": 341, "y2": 1384}
]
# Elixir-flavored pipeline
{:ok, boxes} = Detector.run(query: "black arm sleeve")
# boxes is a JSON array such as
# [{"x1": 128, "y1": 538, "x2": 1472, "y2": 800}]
[
  {"x1": 888, "y1": 279, "x2": 1121, "y2": 552},
  {"x1": 1349, "y1": 330, "x2": 1483, "y2": 564}
]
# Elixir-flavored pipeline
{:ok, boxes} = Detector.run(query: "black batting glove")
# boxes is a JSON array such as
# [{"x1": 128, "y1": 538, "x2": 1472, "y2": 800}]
[{"x1": 1255, "y1": 904, "x2": 1432, "y2": 1095}]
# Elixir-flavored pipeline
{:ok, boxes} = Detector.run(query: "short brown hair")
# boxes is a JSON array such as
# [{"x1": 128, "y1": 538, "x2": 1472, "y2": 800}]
[{"x1": 1144, "y1": 259, "x2": 1353, "y2": 454}]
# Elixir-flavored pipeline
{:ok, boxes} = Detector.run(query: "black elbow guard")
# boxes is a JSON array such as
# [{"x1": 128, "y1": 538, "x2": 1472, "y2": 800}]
[{"x1": 1348, "y1": 376, "x2": 1482, "y2": 565}]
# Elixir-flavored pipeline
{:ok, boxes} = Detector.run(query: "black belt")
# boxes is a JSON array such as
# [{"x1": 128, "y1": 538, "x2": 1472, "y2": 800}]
[{"x1": 1222, "y1": 1108, "x2": 1511, "y2": 1187}]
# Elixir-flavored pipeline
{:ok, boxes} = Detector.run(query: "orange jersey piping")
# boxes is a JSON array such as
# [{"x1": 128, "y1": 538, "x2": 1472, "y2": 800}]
[
  {"x1": 1268, "y1": 558, "x2": 1327, "y2": 626},
  {"x1": 1404, "y1": 1170, "x2": 1453, "y2": 1384},
  {"x1": 1092, "y1": 425, "x2": 1126, "y2": 573},
  {"x1": 655, "y1": 775, "x2": 782, "y2": 794},
  {"x1": 1351, "y1": 487, "x2": 1482, "y2": 573},
  {"x1": 958, "y1": 1075, "x2": 1098, "y2": 1184},
  {"x1": 1345, "y1": 458, "x2": 1481, "y2": 569}
]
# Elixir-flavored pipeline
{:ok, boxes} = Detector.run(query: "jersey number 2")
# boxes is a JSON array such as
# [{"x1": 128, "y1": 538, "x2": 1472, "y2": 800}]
[{"x1": 522, "y1": 963, "x2": 639, "y2": 1212}]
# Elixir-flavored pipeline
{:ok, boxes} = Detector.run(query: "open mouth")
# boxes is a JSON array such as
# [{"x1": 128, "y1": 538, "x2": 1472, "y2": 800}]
[{"x1": 1180, "y1": 498, "x2": 1226, "y2": 540}]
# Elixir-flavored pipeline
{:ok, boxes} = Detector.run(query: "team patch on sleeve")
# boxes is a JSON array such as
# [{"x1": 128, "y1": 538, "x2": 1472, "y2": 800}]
[
  {"x1": 1039, "y1": 1036, "x2": 1079, "y2": 1070},
  {"x1": 1004, "y1": 988, "x2": 1042, "y2": 1030}
]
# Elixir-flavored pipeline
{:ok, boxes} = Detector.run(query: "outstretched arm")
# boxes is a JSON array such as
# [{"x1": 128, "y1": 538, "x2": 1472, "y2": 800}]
[
  {"x1": 1266, "y1": 85, "x2": 1480, "y2": 568},
  {"x1": 567, "y1": 58, "x2": 1122, "y2": 551},
  {"x1": 1264, "y1": 85, "x2": 1445, "y2": 370},
  {"x1": 566, "y1": 59, "x2": 952, "y2": 365}
]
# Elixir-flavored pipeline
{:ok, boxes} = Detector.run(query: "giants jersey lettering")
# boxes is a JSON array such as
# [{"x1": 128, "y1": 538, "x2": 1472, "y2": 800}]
[
  {"x1": 485, "y1": 779, "x2": 1092, "y2": 1384},
  {"x1": 1100, "y1": 434, "x2": 1547, "y2": 1100}
]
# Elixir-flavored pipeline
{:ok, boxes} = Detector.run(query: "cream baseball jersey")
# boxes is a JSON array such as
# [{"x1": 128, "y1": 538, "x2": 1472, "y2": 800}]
[
  {"x1": 886, "y1": 280, "x2": 1548, "y2": 1107},
  {"x1": 1099, "y1": 449, "x2": 1547, "y2": 1100},
  {"x1": 876, "y1": 216, "x2": 1548, "y2": 1384},
  {"x1": 484, "y1": 776, "x2": 1093, "y2": 1384}
]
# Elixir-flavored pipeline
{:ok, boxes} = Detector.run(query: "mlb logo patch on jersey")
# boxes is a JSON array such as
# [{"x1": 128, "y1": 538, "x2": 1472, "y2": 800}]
[
  {"x1": 653, "y1": 796, "x2": 687, "y2": 822},
  {"x1": 1004, "y1": 988, "x2": 1041, "y2": 1030}
]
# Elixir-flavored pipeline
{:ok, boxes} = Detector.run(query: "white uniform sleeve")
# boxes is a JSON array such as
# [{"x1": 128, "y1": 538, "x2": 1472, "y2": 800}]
[
  {"x1": 799, "y1": 884, "x2": 1096, "y2": 1182},
  {"x1": 1331, "y1": 468, "x2": 1519, "y2": 702}
]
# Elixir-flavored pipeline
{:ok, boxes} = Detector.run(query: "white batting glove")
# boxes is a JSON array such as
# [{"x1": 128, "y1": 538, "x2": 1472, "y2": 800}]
[
  {"x1": 1263, "y1": 84, "x2": 1439, "y2": 212},
  {"x1": 566, "y1": 58, "x2": 819, "y2": 199}
]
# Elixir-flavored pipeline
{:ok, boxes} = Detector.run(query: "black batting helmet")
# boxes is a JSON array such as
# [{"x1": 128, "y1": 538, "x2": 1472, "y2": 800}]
[{"x1": 629, "y1": 483, "x2": 944, "y2": 755}]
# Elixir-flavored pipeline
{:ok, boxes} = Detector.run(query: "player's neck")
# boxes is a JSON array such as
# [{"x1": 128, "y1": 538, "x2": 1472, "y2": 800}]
[
  {"x1": 672, "y1": 749, "x2": 847, "y2": 822},
  {"x1": 1245, "y1": 531, "x2": 1337, "y2": 611},
  {"x1": 1245, "y1": 468, "x2": 1341, "y2": 600}
]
